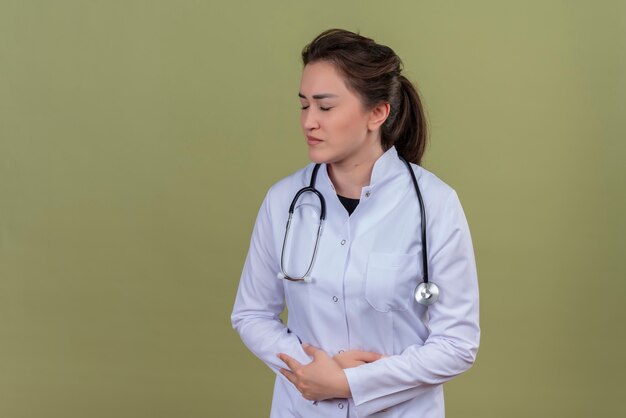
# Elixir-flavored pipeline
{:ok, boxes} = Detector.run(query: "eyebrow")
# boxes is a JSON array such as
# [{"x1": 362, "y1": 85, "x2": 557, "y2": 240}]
[{"x1": 298, "y1": 92, "x2": 339, "y2": 99}]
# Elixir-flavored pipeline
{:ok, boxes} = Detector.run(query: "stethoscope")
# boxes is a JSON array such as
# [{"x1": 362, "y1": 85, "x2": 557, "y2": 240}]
[{"x1": 276, "y1": 156, "x2": 440, "y2": 306}]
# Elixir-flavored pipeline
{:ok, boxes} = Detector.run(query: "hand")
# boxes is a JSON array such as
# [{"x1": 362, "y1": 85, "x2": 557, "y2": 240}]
[
  {"x1": 333, "y1": 349, "x2": 384, "y2": 369},
  {"x1": 278, "y1": 344, "x2": 351, "y2": 401}
]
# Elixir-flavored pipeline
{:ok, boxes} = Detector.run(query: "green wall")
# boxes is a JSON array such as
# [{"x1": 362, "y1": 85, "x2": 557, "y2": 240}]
[{"x1": 1, "y1": 1, "x2": 625, "y2": 416}]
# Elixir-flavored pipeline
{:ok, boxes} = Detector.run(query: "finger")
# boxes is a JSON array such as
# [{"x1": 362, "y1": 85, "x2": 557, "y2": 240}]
[
  {"x1": 352, "y1": 350, "x2": 384, "y2": 363},
  {"x1": 277, "y1": 353, "x2": 302, "y2": 371},
  {"x1": 279, "y1": 368, "x2": 297, "y2": 385},
  {"x1": 302, "y1": 343, "x2": 326, "y2": 360},
  {"x1": 334, "y1": 356, "x2": 362, "y2": 367}
]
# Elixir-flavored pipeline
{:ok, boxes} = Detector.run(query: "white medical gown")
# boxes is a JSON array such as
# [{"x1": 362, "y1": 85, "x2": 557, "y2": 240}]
[{"x1": 231, "y1": 146, "x2": 480, "y2": 417}]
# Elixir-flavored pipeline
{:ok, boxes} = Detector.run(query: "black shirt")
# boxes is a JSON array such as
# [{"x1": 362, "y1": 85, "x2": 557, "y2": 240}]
[{"x1": 337, "y1": 194, "x2": 360, "y2": 216}]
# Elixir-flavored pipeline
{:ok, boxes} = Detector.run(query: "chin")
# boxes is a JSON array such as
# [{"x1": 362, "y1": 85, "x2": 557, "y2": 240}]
[{"x1": 307, "y1": 148, "x2": 333, "y2": 165}]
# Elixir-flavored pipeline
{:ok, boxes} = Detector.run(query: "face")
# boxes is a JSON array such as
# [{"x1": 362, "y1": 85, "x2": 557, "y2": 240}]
[{"x1": 298, "y1": 61, "x2": 382, "y2": 165}]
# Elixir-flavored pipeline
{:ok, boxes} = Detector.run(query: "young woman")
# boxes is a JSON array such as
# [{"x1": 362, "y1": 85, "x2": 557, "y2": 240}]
[{"x1": 231, "y1": 28, "x2": 480, "y2": 418}]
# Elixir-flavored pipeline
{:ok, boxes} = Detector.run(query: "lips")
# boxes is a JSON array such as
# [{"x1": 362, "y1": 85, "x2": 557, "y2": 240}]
[{"x1": 306, "y1": 135, "x2": 323, "y2": 145}]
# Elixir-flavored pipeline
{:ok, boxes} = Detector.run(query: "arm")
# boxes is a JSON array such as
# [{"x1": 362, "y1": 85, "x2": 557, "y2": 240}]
[
  {"x1": 231, "y1": 187, "x2": 312, "y2": 374},
  {"x1": 344, "y1": 190, "x2": 481, "y2": 417},
  {"x1": 277, "y1": 346, "x2": 385, "y2": 401}
]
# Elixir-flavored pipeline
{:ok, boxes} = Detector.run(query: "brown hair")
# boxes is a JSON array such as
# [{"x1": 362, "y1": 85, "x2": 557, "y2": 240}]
[{"x1": 301, "y1": 28, "x2": 428, "y2": 165}]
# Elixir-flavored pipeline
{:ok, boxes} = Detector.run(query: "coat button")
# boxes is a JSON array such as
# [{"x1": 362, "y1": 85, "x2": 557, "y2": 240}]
[
  {"x1": 365, "y1": 191, "x2": 371, "y2": 197},
  {"x1": 332, "y1": 296, "x2": 339, "y2": 302},
  {"x1": 341, "y1": 239, "x2": 346, "y2": 245},
  {"x1": 338, "y1": 402, "x2": 344, "y2": 409}
]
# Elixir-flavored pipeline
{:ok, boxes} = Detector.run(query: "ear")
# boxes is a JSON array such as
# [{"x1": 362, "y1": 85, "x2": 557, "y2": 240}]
[{"x1": 367, "y1": 102, "x2": 391, "y2": 132}]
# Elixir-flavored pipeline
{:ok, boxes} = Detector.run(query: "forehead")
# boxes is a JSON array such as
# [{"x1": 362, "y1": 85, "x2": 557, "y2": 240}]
[{"x1": 299, "y1": 61, "x2": 351, "y2": 96}]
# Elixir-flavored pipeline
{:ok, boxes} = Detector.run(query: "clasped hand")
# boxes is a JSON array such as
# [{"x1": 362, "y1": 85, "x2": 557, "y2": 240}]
[{"x1": 277, "y1": 344, "x2": 383, "y2": 401}]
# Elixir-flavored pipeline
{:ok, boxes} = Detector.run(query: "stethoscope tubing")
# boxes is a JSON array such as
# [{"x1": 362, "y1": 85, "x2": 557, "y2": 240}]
[
  {"x1": 288, "y1": 164, "x2": 326, "y2": 220},
  {"x1": 399, "y1": 156, "x2": 429, "y2": 284},
  {"x1": 279, "y1": 164, "x2": 326, "y2": 282}
]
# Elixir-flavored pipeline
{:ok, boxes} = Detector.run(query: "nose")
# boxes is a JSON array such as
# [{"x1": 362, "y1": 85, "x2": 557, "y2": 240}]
[{"x1": 302, "y1": 108, "x2": 319, "y2": 131}]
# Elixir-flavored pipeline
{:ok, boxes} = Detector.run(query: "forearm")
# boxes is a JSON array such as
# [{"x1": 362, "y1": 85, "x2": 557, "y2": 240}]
[
  {"x1": 232, "y1": 311, "x2": 312, "y2": 373},
  {"x1": 344, "y1": 331, "x2": 479, "y2": 416}
]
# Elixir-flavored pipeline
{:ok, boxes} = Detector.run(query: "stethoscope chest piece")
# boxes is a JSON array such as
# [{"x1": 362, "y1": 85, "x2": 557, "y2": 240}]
[{"x1": 414, "y1": 282, "x2": 440, "y2": 306}]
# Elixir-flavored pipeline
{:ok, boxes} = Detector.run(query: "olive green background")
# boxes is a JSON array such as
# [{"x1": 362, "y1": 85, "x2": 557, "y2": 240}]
[{"x1": 1, "y1": 1, "x2": 625, "y2": 417}]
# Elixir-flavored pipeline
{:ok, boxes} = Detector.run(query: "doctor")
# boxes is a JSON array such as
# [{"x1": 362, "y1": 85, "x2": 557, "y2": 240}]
[{"x1": 231, "y1": 28, "x2": 480, "y2": 417}]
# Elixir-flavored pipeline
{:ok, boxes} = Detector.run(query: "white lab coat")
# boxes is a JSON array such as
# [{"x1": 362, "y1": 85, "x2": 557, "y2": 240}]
[{"x1": 231, "y1": 146, "x2": 480, "y2": 418}]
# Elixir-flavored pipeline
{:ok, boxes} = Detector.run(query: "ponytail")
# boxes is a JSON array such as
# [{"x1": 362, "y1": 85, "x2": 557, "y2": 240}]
[{"x1": 381, "y1": 75, "x2": 428, "y2": 165}]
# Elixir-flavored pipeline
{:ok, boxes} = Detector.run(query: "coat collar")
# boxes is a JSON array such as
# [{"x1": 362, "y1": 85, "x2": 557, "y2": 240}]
[
  {"x1": 317, "y1": 146, "x2": 405, "y2": 196},
  {"x1": 370, "y1": 145, "x2": 405, "y2": 186}
]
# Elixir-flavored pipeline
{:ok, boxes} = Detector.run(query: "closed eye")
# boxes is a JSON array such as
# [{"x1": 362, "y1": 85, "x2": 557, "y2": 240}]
[{"x1": 300, "y1": 105, "x2": 332, "y2": 111}]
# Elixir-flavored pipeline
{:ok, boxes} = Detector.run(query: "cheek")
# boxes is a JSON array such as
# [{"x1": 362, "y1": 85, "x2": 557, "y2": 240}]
[{"x1": 334, "y1": 110, "x2": 367, "y2": 138}]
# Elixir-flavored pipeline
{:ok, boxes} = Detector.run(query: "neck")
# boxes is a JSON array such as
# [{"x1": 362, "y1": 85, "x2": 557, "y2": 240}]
[{"x1": 327, "y1": 142, "x2": 384, "y2": 199}]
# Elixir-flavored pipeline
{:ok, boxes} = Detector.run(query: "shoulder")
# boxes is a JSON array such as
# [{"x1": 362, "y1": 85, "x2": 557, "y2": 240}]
[
  {"x1": 262, "y1": 162, "x2": 317, "y2": 209},
  {"x1": 267, "y1": 162, "x2": 316, "y2": 196},
  {"x1": 410, "y1": 163, "x2": 458, "y2": 209},
  {"x1": 410, "y1": 164, "x2": 473, "y2": 241}
]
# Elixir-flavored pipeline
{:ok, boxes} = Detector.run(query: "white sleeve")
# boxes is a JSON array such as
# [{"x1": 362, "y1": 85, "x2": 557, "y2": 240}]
[
  {"x1": 344, "y1": 190, "x2": 480, "y2": 417},
  {"x1": 231, "y1": 186, "x2": 312, "y2": 375}
]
